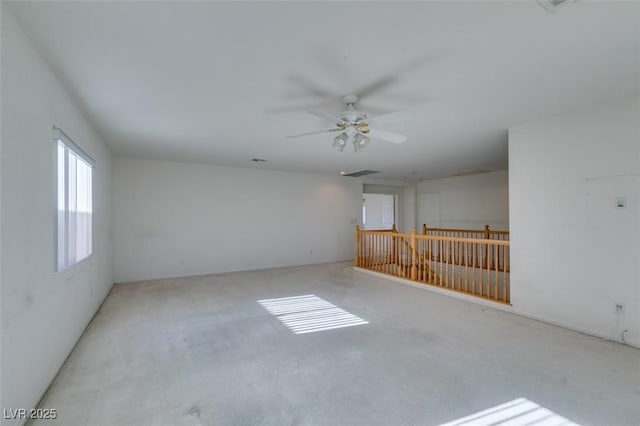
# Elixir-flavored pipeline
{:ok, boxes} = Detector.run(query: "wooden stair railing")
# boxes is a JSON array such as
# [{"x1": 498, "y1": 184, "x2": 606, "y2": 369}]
[{"x1": 355, "y1": 225, "x2": 510, "y2": 304}]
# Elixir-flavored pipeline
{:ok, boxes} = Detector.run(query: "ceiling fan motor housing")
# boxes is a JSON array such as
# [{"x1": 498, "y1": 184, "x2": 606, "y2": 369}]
[{"x1": 339, "y1": 111, "x2": 368, "y2": 125}]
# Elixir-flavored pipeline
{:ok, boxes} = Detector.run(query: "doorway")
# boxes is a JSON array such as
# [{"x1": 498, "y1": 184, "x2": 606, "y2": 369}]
[{"x1": 362, "y1": 193, "x2": 396, "y2": 230}]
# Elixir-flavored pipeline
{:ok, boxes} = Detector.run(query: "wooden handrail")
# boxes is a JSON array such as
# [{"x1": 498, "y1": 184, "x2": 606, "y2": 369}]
[
  {"x1": 423, "y1": 223, "x2": 509, "y2": 237},
  {"x1": 417, "y1": 235, "x2": 509, "y2": 245},
  {"x1": 360, "y1": 224, "x2": 396, "y2": 234}
]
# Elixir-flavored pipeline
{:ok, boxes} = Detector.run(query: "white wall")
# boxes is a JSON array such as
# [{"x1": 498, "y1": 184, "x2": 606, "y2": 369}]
[
  {"x1": 416, "y1": 170, "x2": 509, "y2": 230},
  {"x1": 1, "y1": 7, "x2": 114, "y2": 423},
  {"x1": 114, "y1": 158, "x2": 362, "y2": 283},
  {"x1": 509, "y1": 99, "x2": 640, "y2": 347},
  {"x1": 402, "y1": 186, "x2": 417, "y2": 232}
]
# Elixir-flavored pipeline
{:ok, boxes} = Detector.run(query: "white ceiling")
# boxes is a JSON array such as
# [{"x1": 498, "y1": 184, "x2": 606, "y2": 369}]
[{"x1": 7, "y1": 1, "x2": 640, "y2": 181}]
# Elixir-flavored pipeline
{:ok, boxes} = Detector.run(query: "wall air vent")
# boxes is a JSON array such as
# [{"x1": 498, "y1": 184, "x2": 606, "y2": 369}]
[{"x1": 341, "y1": 170, "x2": 380, "y2": 177}]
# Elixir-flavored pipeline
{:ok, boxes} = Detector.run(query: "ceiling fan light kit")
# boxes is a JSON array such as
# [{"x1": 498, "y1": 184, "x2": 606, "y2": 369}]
[
  {"x1": 332, "y1": 133, "x2": 348, "y2": 152},
  {"x1": 287, "y1": 95, "x2": 409, "y2": 152},
  {"x1": 353, "y1": 133, "x2": 370, "y2": 152}
]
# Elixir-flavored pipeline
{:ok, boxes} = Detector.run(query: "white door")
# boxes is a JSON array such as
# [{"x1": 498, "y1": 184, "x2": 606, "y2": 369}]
[{"x1": 419, "y1": 192, "x2": 440, "y2": 228}]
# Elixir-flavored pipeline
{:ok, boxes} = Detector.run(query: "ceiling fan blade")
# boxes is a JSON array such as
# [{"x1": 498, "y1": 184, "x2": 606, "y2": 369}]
[
  {"x1": 350, "y1": 54, "x2": 437, "y2": 100},
  {"x1": 367, "y1": 128, "x2": 408, "y2": 144},
  {"x1": 354, "y1": 75, "x2": 397, "y2": 99},
  {"x1": 286, "y1": 128, "x2": 343, "y2": 139},
  {"x1": 286, "y1": 74, "x2": 337, "y2": 98},
  {"x1": 308, "y1": 110, "x2": 346, "y2": 125},
  {"x1": 365, "y1": 110, "x2": 411, "y2": 126},
  {"x1": 265, "y1": 99, "x2": 339, "y2": 113}
]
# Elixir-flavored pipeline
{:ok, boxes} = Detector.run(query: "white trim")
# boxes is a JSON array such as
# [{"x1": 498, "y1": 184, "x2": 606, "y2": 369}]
[{"x1": 52, "y1": 127, "x2": 95, "y2": 167}]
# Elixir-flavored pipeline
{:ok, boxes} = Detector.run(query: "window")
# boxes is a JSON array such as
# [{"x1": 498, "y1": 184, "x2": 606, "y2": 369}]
[{"x1": 54, "y1": 128, "x2": 94, "y2": 271}]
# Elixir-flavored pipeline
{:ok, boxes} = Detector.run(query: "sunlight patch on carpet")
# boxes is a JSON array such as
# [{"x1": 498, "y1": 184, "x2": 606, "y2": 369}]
[
  {"x1": 439, "y1": 397, "x2": 581, "y2": 426},
  {"x1": 258, "y1": 294, "x2": 368, "y2": 334}
]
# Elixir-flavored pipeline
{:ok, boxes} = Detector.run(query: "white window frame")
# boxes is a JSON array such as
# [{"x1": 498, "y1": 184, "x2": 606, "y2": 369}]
[{"x1": 53, "y1": 127, "x2": 95, "y2": 272}]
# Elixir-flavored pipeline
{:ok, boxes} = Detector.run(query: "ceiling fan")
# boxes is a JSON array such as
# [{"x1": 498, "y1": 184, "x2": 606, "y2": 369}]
[{"x1": 286, "y1": 95, "x2": 410, "y2": 152}]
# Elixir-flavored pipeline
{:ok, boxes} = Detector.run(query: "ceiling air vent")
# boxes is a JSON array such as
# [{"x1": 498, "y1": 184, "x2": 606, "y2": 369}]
[
  {"x1": 448, "y1": 169, "x2": 490, "y2": 177},
  {"x1": 537, "y1": 0, "x2": 568, "y2": 12},
  {"x1": 342, "y1": 170, "x2": 380, "y2": 178}
]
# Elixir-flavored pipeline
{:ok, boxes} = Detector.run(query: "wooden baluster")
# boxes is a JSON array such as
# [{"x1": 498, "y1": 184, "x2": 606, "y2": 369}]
[
  {"x1": 381, "y1": 234, "x2": 385, "y2": 272},
  {"x1": 387, "y1": 234, "x2": 390, "y2": 265},
  {"x1": 439, "y1": 239, "x2": 443, "y2": 287},
  {"x1": 485, "y1": 242, "x2": 490, "y2": 297},
  {"x1": 443, "y1": 240, "x2": 448, "y2": 288},
  {"x1": 449, "y1": 239, "x2": 454, "y2": 289},
  {"x1": 420, "y1": 238, "x2": 424, "y2": 281},
  {"x1": 450, "y1": 240, "x2": 454, "y2": 289},
  {"x1": 403, "y1": 236, "x2": 408, "y2": 278},
  {"x1": 458, "y1": 240, "x2": 462, "y2": 290},
  {"x1": 493, "y1": 243, "x2": 498, "y2": 300},
  {"x1": 363, "y1": 233, "x2": 367, "y2": 269},
  {"x1": 471, "y1": 243, "x2": 476, "y2": 294},
  {"x1": 401, "y1": 236, "x2": 406, "y2": 277},
  {"x1": 496, "y1": 234, "x2": 504, "y2": 269},
  {"x1": 392, "y1": 233, "x2": 396, "y2": 276},
  {"x1": 380, "y1": 234, "x2": 384, "y2": 272},
  {"x1": 480, "y1": 242, "x2": 485, "y2": 296},
  {"x1": 464, "y1": 242, "x2": 469, "y2": 293},
  {"x1": 448, "y1": 241, "x2": 453, "y2": 289},
  {"x1": 374, "y1": 233, "x2": 377, "y2": 271},
  {"x1": 483, "y1": 225, "x2": 490, "y2": 270},
  {"x1": 380, "y1": 234, "x2": 383, "y2": 269},
  {"x1": 416, "y1": 238, "x2": 420, "y2": 281},
  {"x1": 354, "y1": 226, "x2": 360, "y2": 267},
  {"x1": 377, "y1": 234, "x2": 380, "y2": 272},
  {"x1": 366, "y1": 234, "x2": 370, "y2": 270},
  {"x1": 392, "y1": 226, "x2": 397, "y2": 270},
  {"x1": 457, "y1": 240, "x2": 461, "y2": 289},
  {"x1": 503, "y1": 246, "x2": 509, "y2": 302},
  {"x1": 370, "y1": 234, "x2": 373, "y2": 270},
  {"x1": 396, "y1": 236, "x2": 402, "y2": 276},
  {"x1": 383, "y1": 234, "x2": 387, "y2": 267},
  {"x1": 452, "y1": 240, "x2": 456, "y2": 289},
  {"x1": 427, "y1": 237, "x2": 432, "y2": 276},
  {"x1": 375, "y1": 234, "x2": 379, "y2": 272},
  {"x1": 371, "y1": 234, "x2": 375, "y2": 270},
  {"x1": 410, "y1": 227, "x2": 417, "y2": 280},
  {"x1": 395, "y1": 235, "x2": 399, "y2": 276},
  {"x1": 361, "y1": 233, "x2": 365, "y2": 269}
]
